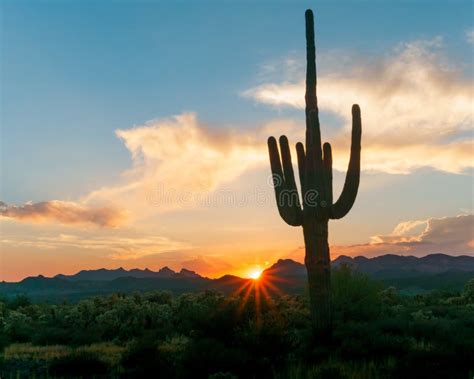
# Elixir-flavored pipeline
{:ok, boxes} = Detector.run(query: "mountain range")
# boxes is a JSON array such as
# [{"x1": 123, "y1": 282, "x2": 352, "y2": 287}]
[
  {"x1": 1, "y1": 254, "x2": 473, "y2": 301},
  {"x1": 55, "y1": 266, "x2": 201, "y2": 281}
]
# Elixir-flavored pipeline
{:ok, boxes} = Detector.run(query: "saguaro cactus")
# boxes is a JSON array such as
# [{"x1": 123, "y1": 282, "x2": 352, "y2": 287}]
[{"x1": 267, "y1": 9, "x2": 362, "y2": 339}]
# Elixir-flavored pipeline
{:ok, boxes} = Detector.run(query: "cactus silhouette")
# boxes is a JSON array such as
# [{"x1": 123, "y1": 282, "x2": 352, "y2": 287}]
[{"x1": 267, "y1": 9, "x2": 362, "y2": 339}]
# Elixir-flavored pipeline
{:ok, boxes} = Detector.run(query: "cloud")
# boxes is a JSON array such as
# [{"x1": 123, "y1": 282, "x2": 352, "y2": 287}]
[
  {"x1": 0, "y1": 232, "x2": 190, "y2": 260},
  {"x1": 0, "y1": 230, "x2": 238, "y2": 277},
  {"x1": 332, "y1": 214, "x2": 474, "y2": 258},
  {"x1": 4, "y1": 113, "x2": 273, "y2": 224},
  {"x1": 466, "y1": 28, "x2": 474, "y2": 44},
  {"x1": 243, "y1": 38, "x2": 474, "y2": 174},
  {"x1": 116, "y1": 113, "x2": 265, "y2": 192},
  {"x1": 6, "y1": 38, "x2": 472, "y2": 227},
  {"x1": 0, "y1": 200, "x2": 126, "y2": 228},
  {"x1": 83, "y1": 42, "x2": 474, "y2": 215},
  {"x1": 84, "y1": 113, "x2": 273, "y2": 211}
]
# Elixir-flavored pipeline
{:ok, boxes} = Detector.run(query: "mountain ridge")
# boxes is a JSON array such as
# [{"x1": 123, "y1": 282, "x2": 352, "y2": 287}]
[
  {"x1": 7, "y1": 253, "x2": 474, "y2": 284},
  {"x1": 1, "y1": 254, "x2": 472, "y2": 301},
  {"x1": 53, "y1": 266, "x2": 202, "y2": 282}
]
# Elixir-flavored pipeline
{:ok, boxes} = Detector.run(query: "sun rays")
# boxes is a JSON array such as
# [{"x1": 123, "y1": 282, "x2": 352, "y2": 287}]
[
  {"x1": 233, "y1": 270, "x2": 290, "y2": 321},
  {"x1": 247, "y1": 268, "x2": 263, "y2": 280}
]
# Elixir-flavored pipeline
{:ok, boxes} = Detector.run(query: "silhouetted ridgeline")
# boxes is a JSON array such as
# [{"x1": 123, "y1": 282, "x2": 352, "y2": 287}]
[
  {"x1": 55, "y1": 266, "x2": 201, "y2": 281},
  {"x1": 1, "y1": 254, "x2": 473, "y2": 301},
  {"x1": 333, "y1": 253, "x2": 474, "y2": 277}
]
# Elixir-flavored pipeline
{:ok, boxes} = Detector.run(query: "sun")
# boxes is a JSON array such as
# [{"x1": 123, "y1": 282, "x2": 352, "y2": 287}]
[{"x1": 248, "y1": 268, "x2": 263, "y2": 280}]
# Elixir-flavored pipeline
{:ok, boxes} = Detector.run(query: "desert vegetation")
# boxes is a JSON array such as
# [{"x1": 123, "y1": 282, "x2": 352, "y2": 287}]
[{"x1": 1, "y1": 265, "x2": 473, "y2": 378}]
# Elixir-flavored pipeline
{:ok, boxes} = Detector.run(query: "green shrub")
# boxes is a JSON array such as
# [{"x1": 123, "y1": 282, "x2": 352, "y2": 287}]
[{"x1": 48, "y1": 352, "x2": 108, "y2": 377}]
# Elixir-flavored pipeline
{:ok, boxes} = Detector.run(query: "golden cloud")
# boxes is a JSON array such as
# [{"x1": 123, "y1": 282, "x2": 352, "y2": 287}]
[
  {"x1": 6, "y1": 38, "x2": 471, "y2": 227},
  {"x1": 58, "y1": 38, "x2": 474, "y2": 217},
  {"x1": 0, "y1": 200, "x2": 126, "y2": 228},
  {"x1": 83, "y1": 113, "x2": 275, "y2": 211},
  {"x1": 0, "y1": 232, "x2": 190, "y2": 260},
  {"x1": 243, "y1": 38, "x2": 473, "y2": 174}
]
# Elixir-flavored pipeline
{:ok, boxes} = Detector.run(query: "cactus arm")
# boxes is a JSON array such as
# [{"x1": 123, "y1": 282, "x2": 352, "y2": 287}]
[
  {"x1": 296, "y1": 142, "x2": 306, "y2": 192},
  {"x1": 331, "y1": 104, "x2": 362, "y2": 219},
  {"x1": 279, "y1": 136, "x2": 303, "y2": 221},
  {"x1": 268, "y1": 136, "x2": 284, "y2": 181},
  {"x1": 279, "y1": 136, "x2": 297, "y2": 188},
  {"x1": 308, "y1": 111, "x2": 325, "y2": 201},
  {"x1": 267, "y1": 136, "x2": 303, "y2": 226},
  {"x1": 279, "y1": 135, "x2": 302, "y2": 213},
  {"x1": 323, "y1": 142, "x2": 333, "y2": 210}
]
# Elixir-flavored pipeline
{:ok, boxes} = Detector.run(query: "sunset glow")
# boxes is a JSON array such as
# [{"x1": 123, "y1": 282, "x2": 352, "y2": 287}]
[
  {"x1": 0, "y1": 5, "x2": 472, "y2": 378},
  {"x1": 247, "y1": 268, "x2": 263, "y2": 280},
  {"x1": 0, "y1": 3, "x2": 472, "y2": 283}
]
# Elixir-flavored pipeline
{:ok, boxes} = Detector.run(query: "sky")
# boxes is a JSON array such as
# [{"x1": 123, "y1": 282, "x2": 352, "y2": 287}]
[{"x1": 1, "y1": 0, "x2": 473, "y2": 281}]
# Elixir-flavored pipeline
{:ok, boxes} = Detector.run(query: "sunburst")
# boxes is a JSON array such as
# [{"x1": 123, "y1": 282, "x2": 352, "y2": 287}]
[
  {"x1": 233, "y1": 270, "x2": 286, "y2": 321},
  {"x1": 247, "y1": 268, "x2": 263, "y2": 280}
]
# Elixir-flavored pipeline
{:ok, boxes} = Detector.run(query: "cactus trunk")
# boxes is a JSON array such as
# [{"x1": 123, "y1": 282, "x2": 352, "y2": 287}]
[
  {"x1": 267, "y1": 9, "x2": 362, "y2": 340},
  {"x1": 303, "y1": 220, "x2": 331, "y2": 338}
]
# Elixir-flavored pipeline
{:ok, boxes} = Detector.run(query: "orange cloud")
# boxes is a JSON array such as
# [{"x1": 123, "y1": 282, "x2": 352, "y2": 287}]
[
  {"x1": 1, "y1": 231, "x2": 190, "y2": 260},
  {"x1": 0, "y1": 200, "x2": 126, "y2": 228}
]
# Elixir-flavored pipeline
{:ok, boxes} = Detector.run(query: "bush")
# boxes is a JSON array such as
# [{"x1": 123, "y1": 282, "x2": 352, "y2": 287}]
[
  {"x1": 1, "y1": 278, "x2": 474, "y2": 378},
  {"x1": 48, "y1": 352, "x2": 108, "y2": 377},
  {"x1": 332, "y1": 264, "x2": 383, "y2": 322},
  {"x1": 120, "y1": 338, "x2": 173, "y2": 378}
]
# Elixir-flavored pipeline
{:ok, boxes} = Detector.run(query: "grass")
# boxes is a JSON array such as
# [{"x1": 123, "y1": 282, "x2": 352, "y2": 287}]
[
  {"x1": 2, "y1": 342, "x2": 125, "y2": 365},
  {"x1": 3, "y1": 343, "x2": 71, "y2": 361},
  {"x1": 274, "y1": 358, "x2": 397, "y2": 379}
]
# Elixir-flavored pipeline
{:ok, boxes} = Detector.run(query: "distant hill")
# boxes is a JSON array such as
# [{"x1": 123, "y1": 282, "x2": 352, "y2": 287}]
[
  {"x1": 262, "y1": 254, "x2": 474, "y2": 294},
  {"x1": 263, "y1": 259, "x2": 307, "y2": 278},
  {"x1": 332, "y1": 254, "x2": 474, "y2": 278},
  {"x1": 55, "y1": 266, "x2": 201, "y2": 281},
  {"x1": 264, "y1": 253, "x2": 474, "y2": 278},
  {"x1": 1, "y1": 254, "x2": 472, "y2": 301}
]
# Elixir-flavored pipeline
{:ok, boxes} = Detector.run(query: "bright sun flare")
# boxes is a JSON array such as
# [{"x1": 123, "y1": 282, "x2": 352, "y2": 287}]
[{"x1": 248, "y1": 268, "x2": 263, "y2": 280}]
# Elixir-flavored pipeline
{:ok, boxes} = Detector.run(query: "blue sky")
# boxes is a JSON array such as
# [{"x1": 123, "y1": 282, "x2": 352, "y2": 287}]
[
  {"x1": 3, "y1": 1, "x2": 472, "y2": 201},
  {"x1": 1, "y1": 1, "x2": 473, "y2": 280}
]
